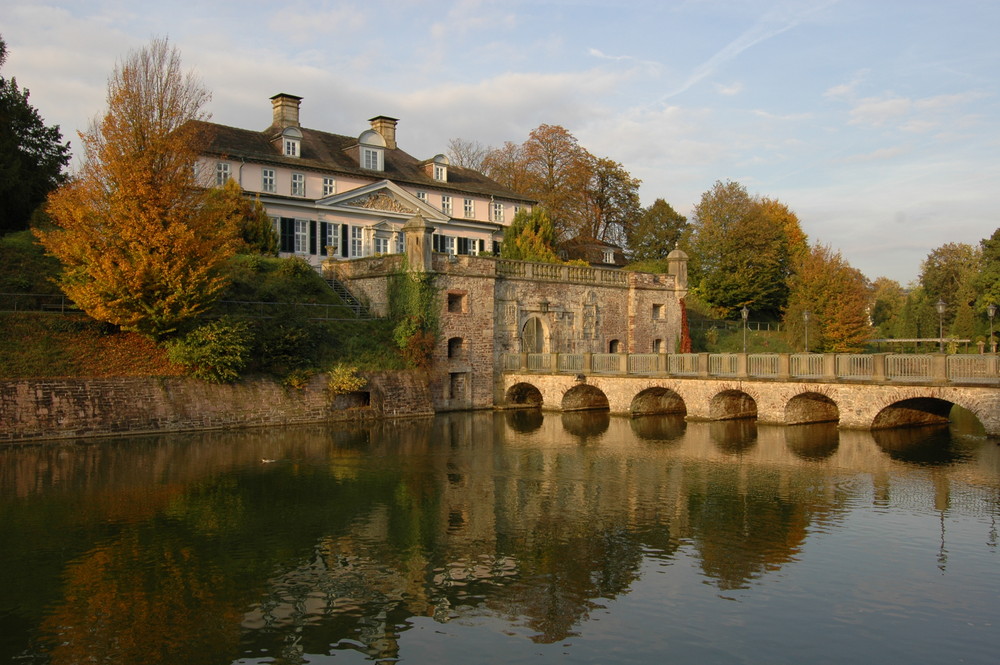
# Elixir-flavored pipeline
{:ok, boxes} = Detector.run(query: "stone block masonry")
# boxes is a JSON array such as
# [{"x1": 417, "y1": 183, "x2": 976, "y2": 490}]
[{"x1": 0, "y1": 371, "x2": 434, "y2": 443}]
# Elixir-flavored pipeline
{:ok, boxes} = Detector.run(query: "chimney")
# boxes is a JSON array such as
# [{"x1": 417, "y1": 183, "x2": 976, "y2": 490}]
[
  {"x1": 369, "y1": 115, "x2": 399, "y2": 150},
  {"x1": 271, "y1": 93, "x2": 302, "y2": 129}
]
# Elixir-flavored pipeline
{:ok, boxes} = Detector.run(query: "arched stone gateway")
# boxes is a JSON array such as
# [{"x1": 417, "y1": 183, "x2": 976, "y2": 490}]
[
  {"x1": 631, "y1": 387, "x2": 687, "y2": 416},
  {"x1": 506, "y1": 382, "x2": 543, "y2": 408},
  {"x1": 785, "y1": 392, "x2": 839, "y2": 425},
  {"x1": 871, "y1": 397, "x2": 953, "y2": 430},
  {"x1": 710, "y1": 390, "x2": 757, "y2": 421},
  {"x1": 562, "y1": 384, "x2": 610, "y2": 412}
]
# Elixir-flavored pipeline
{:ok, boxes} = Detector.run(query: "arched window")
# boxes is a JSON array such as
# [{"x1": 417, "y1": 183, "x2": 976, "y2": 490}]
[
  {"x1": 609, "y1": 339, "x2": 620, "y2": 353},
  {"x1": 653, "y1": 338, "x2": 663, "y2": 353},
  {"x1": 447, "y1": 337, "x2": 465, "y2": 359}
]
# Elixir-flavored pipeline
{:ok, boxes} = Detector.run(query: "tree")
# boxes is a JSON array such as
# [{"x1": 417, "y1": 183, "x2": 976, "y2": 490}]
[
  {"x1": 626, "y1": 198, "x2": 688, "y2": 262},
  {"x1": 580, "y1": 155, "x2": 641, "y2": 246},
  {"x1": 785, "y1": 244, "x2": 871, "y2": 352},
  {"x1": 0, "y1": 35, "x2": 71, "y2": 233},
  {"x1": 203, "y1": 179, "x2": 278, "y2": 255},
  {"x1": 500, "y1": 208, "x2": 561, "y2": 263},
  {"x1": 446, "y1": 137, "x2": 490, "y2": 170},
  {"x1": 37, "y1": 37, "x2": 239, "y2": 338},
  {"x1": 869, "y1": 277, "x2": 906, "y2": 337},
  {"x1": 919, "y1": 242, "x2": 980, "y2": 328},
  {"x1": 687, "y1": 180, "x2": 802, "y2": 319}
]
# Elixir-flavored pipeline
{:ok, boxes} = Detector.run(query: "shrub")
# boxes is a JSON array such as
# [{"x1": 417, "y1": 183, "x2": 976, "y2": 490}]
[
  {"x1": 327, "y1": 363, "x2": 366, "y2": 395},
  {"x1": 166, "y1": 318, "x2": 253, "y2": 383}
]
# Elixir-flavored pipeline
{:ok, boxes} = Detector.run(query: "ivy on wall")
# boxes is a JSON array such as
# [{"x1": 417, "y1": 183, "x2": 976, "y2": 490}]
[{"x1": 387, "y1": 262, "x2": 439, "y2": 369}]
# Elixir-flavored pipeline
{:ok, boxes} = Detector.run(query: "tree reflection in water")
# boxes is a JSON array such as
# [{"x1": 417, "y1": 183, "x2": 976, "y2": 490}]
[{"x1": 1, "y1": 411, "x2": 998, "y2": 664}]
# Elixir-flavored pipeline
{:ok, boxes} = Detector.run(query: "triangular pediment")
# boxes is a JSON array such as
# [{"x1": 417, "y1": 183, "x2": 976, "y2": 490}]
[{"x1": 317, "y1": 180, "x2": 447, "y2": 221}]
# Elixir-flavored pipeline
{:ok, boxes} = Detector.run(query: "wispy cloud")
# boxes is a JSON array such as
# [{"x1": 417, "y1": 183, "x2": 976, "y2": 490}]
[{"x1": 663, "y1": 0, "x2": 841, "y2": 99}]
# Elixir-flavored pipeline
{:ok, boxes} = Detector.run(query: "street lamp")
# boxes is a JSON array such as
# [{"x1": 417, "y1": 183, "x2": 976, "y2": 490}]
[
  {"x1": 936, "y1": 299, "x2": 946, "y2": 353},
  {"x1": 803, "y1": 310, "x2": 811, "y2": 353},
  {"x1": 988, "y1": 303, "x2": 996, "y2": 353},
  {"x1": 741, "y1": 306, "x2": 749, "y2": 353}
]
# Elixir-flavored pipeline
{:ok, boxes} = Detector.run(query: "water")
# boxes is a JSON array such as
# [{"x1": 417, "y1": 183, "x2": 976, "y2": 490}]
[{"x1": 1, "y1": 410, "x2": 998, "y2": 664}]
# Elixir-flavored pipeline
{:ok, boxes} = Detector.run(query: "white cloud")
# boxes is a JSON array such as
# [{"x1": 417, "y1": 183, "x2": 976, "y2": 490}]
[
  {"x1": 715, "y1": 81, "x2": 744, "y2": 96},
  {"x1": 848, "y1": 96, "x2": 912, "y2": 126}
]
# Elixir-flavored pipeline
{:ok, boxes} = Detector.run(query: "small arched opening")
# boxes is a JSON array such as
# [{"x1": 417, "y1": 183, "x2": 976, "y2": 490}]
[
  {"x1": 785, "y1": 392, "x2": 839, "y2": 425},
  {"x1": 710, "y1": 389, "x2": 757, "y2": 421},
  {"x1": 447, "y1": 336, "x2": 465, "y2": 360},
  {"x1": 506, "y1": 382, "x2": 543, "y2": 408},
  {"x1": 562, "y1": 384, "x2": 610, "y2": 412},
  {"x1": 631, "y1": 387, "x2": 686, "y2": 416},
  {"x1": 522, "y1": 316, "x2": 547, "y2": 353},
  {"x1": 608, "y1": 339, "x2": 620, "y2": 353},
  {"x1": 871, "y1": 397, "x2": 953, "y2": 431}
]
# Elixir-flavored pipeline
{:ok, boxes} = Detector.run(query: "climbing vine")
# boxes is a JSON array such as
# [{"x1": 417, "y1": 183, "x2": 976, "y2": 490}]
[{"x1": 387, "y1": 261, "x2": 439, "y2": 369}]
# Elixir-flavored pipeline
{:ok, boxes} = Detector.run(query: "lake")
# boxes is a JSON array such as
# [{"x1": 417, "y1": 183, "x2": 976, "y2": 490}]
[{"x1": 1, "y1": 410, "x2": 998, "y2": 664}]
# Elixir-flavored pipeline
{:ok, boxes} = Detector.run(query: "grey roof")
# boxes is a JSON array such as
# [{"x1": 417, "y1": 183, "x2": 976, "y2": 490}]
[{"x1": 193, "y1": 120, "x2": 534, "y2": 203}]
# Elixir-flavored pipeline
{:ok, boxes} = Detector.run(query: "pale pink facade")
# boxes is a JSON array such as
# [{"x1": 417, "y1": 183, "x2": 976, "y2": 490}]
[{"x1": 197, "y1": 94, "x2": 533, "y2": 267}]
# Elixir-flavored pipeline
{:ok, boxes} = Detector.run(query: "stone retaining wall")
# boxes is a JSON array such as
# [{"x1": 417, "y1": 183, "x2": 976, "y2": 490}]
[{"x1": 0, "y1": 370, "x2": 434, "y2": 443}]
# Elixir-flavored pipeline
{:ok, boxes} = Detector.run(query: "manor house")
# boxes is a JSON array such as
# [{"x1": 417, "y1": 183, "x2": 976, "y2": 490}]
[{"x1": 195, "y1": 93, "x2": 534, "y2": 268}]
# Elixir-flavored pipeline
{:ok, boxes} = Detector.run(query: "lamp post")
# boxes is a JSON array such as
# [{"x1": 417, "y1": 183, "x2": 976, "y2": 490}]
[
  {"x1": 936, "y1": 300, "x2": 946, "y2": 353},
  {"x1": 741, "y1": 306, "x2": 749, "y2": 354},
  {"x1": 803, "y1": 310, "x2": 810, "y2": 353},
  {"x1": 988, "y1": 303, "x2": 996, "y2": 353}
]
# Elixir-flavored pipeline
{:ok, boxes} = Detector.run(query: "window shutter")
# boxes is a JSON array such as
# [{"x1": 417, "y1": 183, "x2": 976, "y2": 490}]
[
  {"x1": 309, "y1": 220, "x2": 317, "y2": 255},
  {"x1": 280, "y1": 218, "x2": 295, "y2": 253},
  {"x1": 478, "y1": 239, "x2": 485, "y2": 253},
  {"x1": 319, "y1": 222, "x2": 329, "y2": 256},
  {"x1": 341, "y1": 225, "x2": 349, "y2": 257}
]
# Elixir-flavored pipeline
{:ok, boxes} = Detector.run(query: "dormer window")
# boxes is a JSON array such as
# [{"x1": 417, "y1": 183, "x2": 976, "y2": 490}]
[
  {"x1": 358, "y1": 129, "x2": 386, "y2": 171},
  {"x1": 434, "y1": 164, "x2": 446, "y2": 181},
  {"x1": 277, "y1": 126, "x2": 302, "y2": 158},
  {"x1": 426, "y1": 154, "x2": 449, "y2": 182}
]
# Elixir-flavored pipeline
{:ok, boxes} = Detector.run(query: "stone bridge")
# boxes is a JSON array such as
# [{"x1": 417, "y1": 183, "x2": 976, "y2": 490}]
[{"x1": 499, "y1": 352, "x2": 1000, "y2": 436}]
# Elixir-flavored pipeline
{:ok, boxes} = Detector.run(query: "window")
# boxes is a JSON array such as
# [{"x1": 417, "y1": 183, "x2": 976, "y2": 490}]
[
  {"x1": 291, "y1": 173, "x2": 305, "y2": 197},
  {"x1": 215, "y1": 162, "x2": 230, "y2": 186},
  {"x1": 514, "y1": 204, "x2": 522, "y2": 217},
  {"x1": 416, "y1": 191, "x2": 427, "y2": 203},
  {"x1": 321, "y1": 222, "x2": 340, "y2": 256},
  {"x1": 448, "y1": 292, "x2": 467, "y2": 314},
  {"x1": 441, "y1": 195, "x2": 452, "y2": 216},
  {"x1": 603, "y1": 249, "x2": 615, "y2": 264},
  {"x1": 374, "y1": 236, "x2": 390, "y2": 255},
  {"x1": 261, "y1": 168, "x2": 276, "y2": 193},
  {"x1": 350, "y1": 225, "x2": 363, "y2": 257},
  {"x1": 491, "y1": 201, "x2": 504, "y2": 223},
  {"x1": 653, "y1": 339, "x2": 663, "y2": 353},
  {"x1": 322, "y1": 177, "x2": 335, "y2": 197},
  {"x1": 362, "y1": 147, "x2": 382, "y2": 170},
  {"x1": 609, "y1": 339, "x2": 620, "y2": 353},
  {"x1": 284, "y1": 138, "x2": 299, "y2": 157},
  {"x1": 434, "y1": 164, "x2": 446, "y2": 181},
  {"x1": 395, "y1": 232, "x2": 404, "y2": 254},
  {"x1": 464, "y1": 198, "x2": 474, "y2": 218},
  {"x1": 294, "y1": 219, "x2": 309, "y2": 254},
  {"x1": 652, "y1": 304, "x2": 664, "y2": 319},
  {"x1": 447, "y1": 337, "x2": 465, "y2": 359}
]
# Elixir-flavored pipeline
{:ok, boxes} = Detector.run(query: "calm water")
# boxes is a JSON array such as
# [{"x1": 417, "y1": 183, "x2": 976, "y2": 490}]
[{"x1": 1, "y1": 411, "x2": 999, "y2": 665}]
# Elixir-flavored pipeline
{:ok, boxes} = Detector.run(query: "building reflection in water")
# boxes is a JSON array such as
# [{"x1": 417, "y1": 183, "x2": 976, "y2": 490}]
[{"x1": 1, "y1": 410, "x2": 998, "y2": 664}]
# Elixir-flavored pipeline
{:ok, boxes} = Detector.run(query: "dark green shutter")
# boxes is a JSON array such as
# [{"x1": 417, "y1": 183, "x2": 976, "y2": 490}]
[
  {"x1": 280, "y1": 218, "x2": 295, "y2": 253},
  {"x1": 309, "y1": 220, "x2": 317, "y2": 255}
]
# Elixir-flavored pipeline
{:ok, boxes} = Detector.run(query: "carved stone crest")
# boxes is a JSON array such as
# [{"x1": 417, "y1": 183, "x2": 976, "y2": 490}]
[{"x1": 346, "y1": 192, "x2": 415, "y2": 214}]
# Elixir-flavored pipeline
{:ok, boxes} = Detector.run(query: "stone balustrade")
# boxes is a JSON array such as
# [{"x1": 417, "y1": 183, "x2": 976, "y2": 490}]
[{"x1": 503, "y1": 352, "x2": 1000, "y2": 386}]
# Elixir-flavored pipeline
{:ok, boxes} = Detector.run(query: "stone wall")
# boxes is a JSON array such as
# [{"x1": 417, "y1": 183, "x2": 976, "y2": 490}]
[{"x1": 0, "y1": 371, "x2": 434, "y2": 443}]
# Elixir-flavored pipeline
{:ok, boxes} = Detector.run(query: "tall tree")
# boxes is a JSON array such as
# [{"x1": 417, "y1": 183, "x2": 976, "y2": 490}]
[
  {"x1": 203, "y1": 179, "x2": 278, "y2": 255},
  {"x1": 869, "y1": 277, "x2": 907, "y2": 338},
  {"x1": 0, "y1": 35, "x2": 71, "y2": 233},
  {"x1": 37, "y1": 37, "x2": 239, "y2": 338},
  {"x1": 919, "y1": 242, "x2": 981, "y2": 329},
  {"x1": 974, "y1": 227, "x2": 1000, "y2": 320},
  {"x1": 446, "y1": 137, "x2": 490, "y2": 171},
  {"x1": 626, "y1": 198, "x2": 688, "y2": 262},
  {"x1": 580, "y1": 155, "x2": 642, "y2": 246},
  {"x1": 785, "y1": 244, "x2": 871, "y2": 352},
  {"x1": 687, "y1": 180, "x2": 802, "y2": 319},
  {"x1": 499, "y1": 208, "x2": 561, "y2": 263}
]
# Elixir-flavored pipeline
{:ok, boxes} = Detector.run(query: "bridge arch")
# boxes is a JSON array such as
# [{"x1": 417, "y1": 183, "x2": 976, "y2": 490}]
[
  {"x1": 506, "y1": 382, "x2": 543, "y2": 408},
  {"x1": 785, "y1": 392, "x2": 839, "y2": 425},
  {"x1": 562, "y1": 384, "x2": 610, "y2": 412},
  {"x1": 710, "y1": 389, "x2": 757, "y2": 421},
  {"x1": 871, "y1": 397, "x2": 953, "y2": 430},
  {"x1": 630, "y1": 387, "x2": 686, "y2": 416}
]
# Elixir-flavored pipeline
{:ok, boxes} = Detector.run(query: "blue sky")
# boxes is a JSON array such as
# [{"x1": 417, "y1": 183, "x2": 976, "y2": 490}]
[{"x1": 4, "y1": 0, "x2": 999, "y2": 284}]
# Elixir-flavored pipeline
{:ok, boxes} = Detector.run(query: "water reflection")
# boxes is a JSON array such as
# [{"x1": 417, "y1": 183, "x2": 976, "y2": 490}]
[
  {"x1": 872, "y1": 425, "x2": 976, "y2": 465},
  {"x1": 1, "y1": 413, "x2": 998, "y2": 664}
]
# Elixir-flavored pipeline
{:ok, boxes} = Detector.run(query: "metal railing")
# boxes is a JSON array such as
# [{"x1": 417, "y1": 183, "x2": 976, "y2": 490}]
[{"x1": 501, "y1": 351, "x2": 1000, "y2": 386}]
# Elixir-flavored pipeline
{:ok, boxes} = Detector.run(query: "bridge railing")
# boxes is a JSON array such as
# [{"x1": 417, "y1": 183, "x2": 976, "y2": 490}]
[{"x1": 500, "y1": 352, "x2": 1000, "y2": 386}]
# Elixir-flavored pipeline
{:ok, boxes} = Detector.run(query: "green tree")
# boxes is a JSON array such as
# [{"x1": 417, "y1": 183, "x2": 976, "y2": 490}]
[
  {"x1": 688, "y1": 180, "x2": 802, "y2": 319},
  {"x1": 974, "y1": 227, "x2": 1000, "y2": 311},
  {"x1": 869, "y1": 277, "x2": 906, "y2": 338},
  {"x1": 500, "y1": 207, "x2": 561, "y2": 263},
  {"x1": 36, "y1": 37, "x2": 238, "y2": 338},
  {"x1": 203, "y1": 179, "x2": 278, "y2": 255},
  {"x1": 0, "y1": 35, "x2": 71, "y2": 233},
  {"x1": 919, "y1": 242, "x2": 981, "y2": 329},
  {"x1": 785, "y1": 244, "x2": 871, "y2": 352},
  {"x1": 626, "y1": 198, "x2": 688, "y2": 262}
]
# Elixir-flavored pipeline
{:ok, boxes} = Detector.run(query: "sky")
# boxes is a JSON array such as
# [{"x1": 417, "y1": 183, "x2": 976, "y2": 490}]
[{"x1": 3, "y1": 0, "x2": 999, "y2": 285}]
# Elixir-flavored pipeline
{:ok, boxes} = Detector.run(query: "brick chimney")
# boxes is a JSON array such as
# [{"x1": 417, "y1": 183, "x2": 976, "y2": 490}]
[
  {"x1": 271, "y1": 93, "x2": 302, "y2": 129},
  {"x1": 369, "y1": 115, "x2": 398, "y2": 150}
]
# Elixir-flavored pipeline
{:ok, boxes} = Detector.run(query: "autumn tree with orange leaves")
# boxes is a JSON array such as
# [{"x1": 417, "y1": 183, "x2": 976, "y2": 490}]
[{"x1": 37, "y1": 38, "x2": 239, "y2": 338}]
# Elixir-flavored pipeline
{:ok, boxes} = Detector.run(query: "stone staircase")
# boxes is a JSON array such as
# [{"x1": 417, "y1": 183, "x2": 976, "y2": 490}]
[{"x1": 324, "y1": 275, "x2": 373, "y2": 319}]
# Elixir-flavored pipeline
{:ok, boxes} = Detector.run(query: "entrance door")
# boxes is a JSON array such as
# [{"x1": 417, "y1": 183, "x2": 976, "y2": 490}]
[{"x1": 522, "y1": 317, "x2": 545, "y2": 353}]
